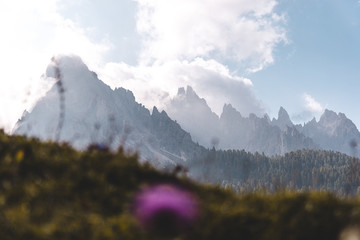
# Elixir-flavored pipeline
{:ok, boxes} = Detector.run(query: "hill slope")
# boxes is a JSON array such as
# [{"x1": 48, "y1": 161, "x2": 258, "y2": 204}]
[{"x1": 1, "y1": 130, "x2": 360, "y2": 240}]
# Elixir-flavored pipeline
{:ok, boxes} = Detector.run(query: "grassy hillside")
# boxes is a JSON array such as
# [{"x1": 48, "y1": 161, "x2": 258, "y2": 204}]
[{"x1": 1, "y1": 130, "x2": 360, "y2": 240}]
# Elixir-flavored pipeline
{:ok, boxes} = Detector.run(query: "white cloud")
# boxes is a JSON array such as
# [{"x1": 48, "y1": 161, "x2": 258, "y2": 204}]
[
  {"x1": 303, "y1": 93, "x2": 324, "y2": 113},
  {"x1": 0, "y1": 0, "x2": 111, "y2": 132},
  {"x1": 98, "y1": 0, "x2": 276, "y2": 118},
  {"x1": 99, "y1": 58, "x2": 264, "y2": 117},
  {"x1": 0, "y1": 0, "x2": 283, "y2": 133},
  {"x1": 135, "y1": 0, "x2": 286, "y2": 71}
]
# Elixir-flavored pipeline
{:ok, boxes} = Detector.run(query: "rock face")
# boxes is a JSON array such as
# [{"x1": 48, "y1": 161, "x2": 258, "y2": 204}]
[
  {"x1": 271, "y1": 107, "x2": 294, "y2": 131},
  {"x1": 13, "y1": 55, "x2": 360, "y2": 159},
  {"x1": 165, "y1": 86, "x2": 220, "y2": 147},
  {"x1": 219, "y1": 105, "x2": 317, "y2": 156},
  {"x1": 13, "y1": 55, "x2": 201, "y2": 167},
  {"x1": 166, "y1": 90, "x2": 318, "y2": 156},
  {"x1": 298, "y1": 109, "x2": 360, "y2": 156},
  {"x1": 166, "y1": 87, "x2": 360, "y2": 157}
]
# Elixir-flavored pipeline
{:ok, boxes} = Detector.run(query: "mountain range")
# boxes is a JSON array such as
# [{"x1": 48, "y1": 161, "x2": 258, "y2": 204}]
[
  {"x1": 14, "y1": 55, "x2": 204, "y2": 168},
  {"x1": 165, "y1": 86, "x2": 360, "y2": 156},
  {"x1": 13, "y1": 55, "x2": 360, "y2": 164}
]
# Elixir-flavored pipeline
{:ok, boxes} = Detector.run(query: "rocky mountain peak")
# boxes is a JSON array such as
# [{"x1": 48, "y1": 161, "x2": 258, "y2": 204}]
[
  {"x1": 319, "y1": 109, "x2": 338, "y2": 125},
  {"x1": 185, "y1": 85, "x2": 195, "y2": 95},
  {"x1": 339, "y1": 113, "x2": 347, "y2": 119},
  {"x1": 271, "y1": 106, "x2": 293, "y2": 130},
  {"x1": 173, "y1": 86, "x2": 207, "y2": 106},
  {"x1": 177, "y1": 87, "x2": 186, "y2": 95},
  {"x1": 220, "y1": 104, "x2": 242, "y2": 120},
  {"x1": 319, "y1": 110, "x2": 353, "y2": 126},
  {"x1": 263, "y1": 114, "x2": 271, "y2": 123},
  {"x1": 152, "y1": 106, "x2": 160, "y2": 115},
  {"x1": 310, "y1": 117, "x2": 317, "y2": 123},
  {"x1": 299, "y1": 109, "x2": 360, "y2": 156},
  {"x1": 278, "y1": 107, "x2": 291, "y2": 121},
  {"x1": 165, "y1": 86, "x2": 220, "y2": 148},
  {"x1": 317, "y1": 109, "x2": 357, "y2": 136},
  {"x1": 46, "y1": 55, "x2": 98, "y2": 87},
  {"x1": 14, "y1": 56, "x2": 205, "y2": 167},
  {"x1": 114, "y1": 87, "x2": 136, "y2": 101}
]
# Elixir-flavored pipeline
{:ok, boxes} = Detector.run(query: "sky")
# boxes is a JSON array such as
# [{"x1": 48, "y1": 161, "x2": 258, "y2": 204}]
[{"x1": 1, "y1": 0, "x2": 360, "y2": 133}]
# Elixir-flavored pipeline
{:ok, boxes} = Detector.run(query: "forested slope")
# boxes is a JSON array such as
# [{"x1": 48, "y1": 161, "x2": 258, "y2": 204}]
[{"x1": 190, "y1": 148, "x2": 360, "y2": 195}]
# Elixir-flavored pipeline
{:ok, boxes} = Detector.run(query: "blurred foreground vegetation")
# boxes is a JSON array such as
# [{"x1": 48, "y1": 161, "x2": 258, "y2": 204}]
[{"x1": 1, "y1": 130, "x2": 360, "y2": 240}]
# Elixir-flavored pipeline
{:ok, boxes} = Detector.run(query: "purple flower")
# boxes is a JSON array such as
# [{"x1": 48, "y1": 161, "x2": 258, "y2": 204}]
[{"x1": 133, "y1": 184, "x2": 199, "y2": 236}]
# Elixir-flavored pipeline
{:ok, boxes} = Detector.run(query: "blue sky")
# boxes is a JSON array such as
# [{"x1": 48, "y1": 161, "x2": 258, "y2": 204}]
[
  {"x1": 1, "y1": 0, "x2": 360, "y2": 131},
  {"x1": 251, "y1": 0, "x2": 360, "y2": 123}
]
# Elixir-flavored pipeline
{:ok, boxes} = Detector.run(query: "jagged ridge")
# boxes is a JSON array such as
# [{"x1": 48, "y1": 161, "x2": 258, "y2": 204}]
[
  {"x1": 13, "y1": 55, "x2": 203, "y2": 167},
  {"x1": 165, "y1": 86, "x2": 360, "y2": 156}
]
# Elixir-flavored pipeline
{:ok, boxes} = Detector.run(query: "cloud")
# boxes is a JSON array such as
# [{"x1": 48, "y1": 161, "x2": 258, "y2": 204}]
[
  {"x1": 291, "y1": 94, "x2": 324, "y2": 123},
  {"x1": 303, "y1": 93, "x2": 324, "y2": 113},
  {"x1": 100, "y1": 58, "x2": 264, "y2": 117},
  {"x1": 135, "y1": 0, "x2": 286, "y2": 72},
  {"x1": 1, "y1": 0, "x2": 282, "y2": 133},
  {"x1": 98, "y1": 0, "x2": 276, "y2": 118},
  {"x1": 0, "y1": 0, "x2": 111, "y2": 132}
]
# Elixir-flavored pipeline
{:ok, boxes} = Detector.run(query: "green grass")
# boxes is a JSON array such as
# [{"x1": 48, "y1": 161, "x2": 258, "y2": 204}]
[{"x1": 0, "y1": 130, "x2": 360, "y2": 240}]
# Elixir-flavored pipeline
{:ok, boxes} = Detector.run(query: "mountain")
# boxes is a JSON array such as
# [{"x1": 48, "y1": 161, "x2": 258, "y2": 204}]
[
  {"x1": 165, "y1": 89, "x2": 318, "y2": 155},
  {"x1": 13, "y1": 55, "x2": 204, "y2": 167},
  {"x1": 165, "y1": 86, "x2": 220, "y2": 147},
  {"x1": 298, "y1": 109, "x2": 360, "y2": 156},
  {"x1": 219, "y1": 104, "x2": 317, "y2": 155},
  {"x1": 13, "y1": 55, "x2": 360, "y2": 160},
  {"x1": 271, "y1": 106, "x2": 294, "y2": 130},
  {"x1": 165, "y1": 86, "x2": 360, "y2": 156}
]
